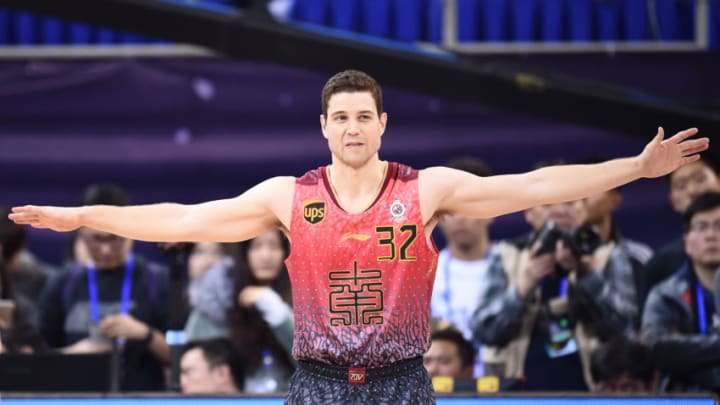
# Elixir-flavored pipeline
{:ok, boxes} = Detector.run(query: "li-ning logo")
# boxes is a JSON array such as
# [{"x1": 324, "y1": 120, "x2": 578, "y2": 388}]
[{"x1": 303, "y1": 200, "x2": 325, "y2": 224}]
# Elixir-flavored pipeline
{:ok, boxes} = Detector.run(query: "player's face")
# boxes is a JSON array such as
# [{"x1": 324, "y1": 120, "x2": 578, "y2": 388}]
[
  {"x1": 320, "y1": 91, "x2": 387, "y2": 169},
  {"x1": 247, "y1": 230, "x2": 286, "y2": 284}
]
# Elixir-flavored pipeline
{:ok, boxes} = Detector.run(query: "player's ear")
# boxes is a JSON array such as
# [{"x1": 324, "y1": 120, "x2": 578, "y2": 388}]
[
  {"x1": 379, "y1": 112, "x2": 387, "y2": 136},
  {"x1": 320, "y1": 114, "x2": 328, "y2": 139}
]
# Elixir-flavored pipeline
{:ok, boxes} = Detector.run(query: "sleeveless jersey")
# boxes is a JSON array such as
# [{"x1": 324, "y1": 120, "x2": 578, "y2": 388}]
[{"x1": 286, "y1": 162, "x2": 439, "y2": 367}]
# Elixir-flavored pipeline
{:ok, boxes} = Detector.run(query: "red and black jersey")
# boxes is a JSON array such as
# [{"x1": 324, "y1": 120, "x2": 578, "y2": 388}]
[{"x1": 286, "y1": 162, "x2": 438, "y2": 367}]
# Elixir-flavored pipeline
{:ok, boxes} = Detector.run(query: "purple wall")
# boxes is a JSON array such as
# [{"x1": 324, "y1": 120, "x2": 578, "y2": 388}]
[{"x1": 0, "y1": 58, "x2": 682, "y2": 265}]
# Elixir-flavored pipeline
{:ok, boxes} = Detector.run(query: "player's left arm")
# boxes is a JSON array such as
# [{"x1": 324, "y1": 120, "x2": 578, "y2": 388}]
[{"x1": 420, "y1": 127, "x2": 708, "y2": 222}]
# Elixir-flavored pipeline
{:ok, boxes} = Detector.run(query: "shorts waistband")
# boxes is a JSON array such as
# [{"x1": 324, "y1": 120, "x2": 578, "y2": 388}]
[{"x1": 298, "y1": 356, "x2": 424, "y2": 384}]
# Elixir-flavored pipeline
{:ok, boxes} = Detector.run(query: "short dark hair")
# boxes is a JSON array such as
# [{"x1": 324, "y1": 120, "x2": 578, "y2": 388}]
[
  {"x1": 430, "y1": 329, "x2": 475, "y2": 369},
  {"x1": 0, "y1": 206, "x2": 27, "y2": 262},
  {"x1": 183, "y1": 338, "x2": 245, "y2": 390},
  {"x1": 590, "y1": 336, "x2": 654, "y2": 386},
  {"x1": 79, "y1": 183, "x2": 130, "y2": 206},
  {"x1": 321, "y1": 70, "x2": 383, "y2": 118},
  {"x1": 446, "y1": 157, "x2": 493, "y2": 177},
  {"x1": 682, "y1": 192, "x2": 720, "y2": 232}
]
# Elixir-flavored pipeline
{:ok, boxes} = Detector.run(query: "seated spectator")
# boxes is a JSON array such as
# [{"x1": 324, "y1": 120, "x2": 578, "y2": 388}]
[
  {"x1": 0, "y1": 244, "x2": 46, "y2": 354},
  {"x1": 180, "y1": 338, "x2": 244, "y2": 394},
  {"x1": 643, "y1": 192, "x2": 720, "y2": 391},
  {"x1": 640, "y1": 154, "x2": 720, "y2": 314},
  {"x1": 38, "y1": 184, "x2": 170, "y2": 391},
  {"x1": 591, "y1": 336, "x2": 658, "y2": 393},
  {"x1": 0, "y1": 207, "x2": 54, "y2": 328},
  {"x1": 229, "y1": 228, "x2": 295, "y2": 393},
  {"x1": 423, "y1": 328, "x2": 475, "y2": 379},
  {"x1": 184, "y1": 242, "x2": 235, "y2": 341}
]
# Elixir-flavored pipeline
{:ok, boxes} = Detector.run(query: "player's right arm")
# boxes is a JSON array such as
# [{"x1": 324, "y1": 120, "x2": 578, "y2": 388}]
[{"x1": 9, "y1": 176, "x2": 295, "y2": 243}]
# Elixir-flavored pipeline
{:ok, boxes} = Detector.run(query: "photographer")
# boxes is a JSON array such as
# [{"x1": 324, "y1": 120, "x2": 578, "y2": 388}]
[{"x1": 471, "y1": 184, "x2": 648, "y2": 390}]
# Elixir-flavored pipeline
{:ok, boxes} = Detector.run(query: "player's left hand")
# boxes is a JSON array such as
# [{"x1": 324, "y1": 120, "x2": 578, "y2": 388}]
[{"x1": 638, "y1": 127, "x2": 709, "y2": 178}]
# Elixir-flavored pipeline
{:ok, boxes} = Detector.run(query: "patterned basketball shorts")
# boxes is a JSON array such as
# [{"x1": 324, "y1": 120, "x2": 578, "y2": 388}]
[{"x1": 284, "y1": 356, "x2": 436, "y2": 404}]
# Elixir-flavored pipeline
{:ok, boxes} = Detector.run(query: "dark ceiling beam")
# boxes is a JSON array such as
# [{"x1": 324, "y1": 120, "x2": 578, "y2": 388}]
[{"x1": 1, "y1": 0, "x2": 718, "y2": 151}]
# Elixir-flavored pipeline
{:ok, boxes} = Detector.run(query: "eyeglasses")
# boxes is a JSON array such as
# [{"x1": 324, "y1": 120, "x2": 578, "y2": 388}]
[{"x1": 688, "y1": 219, "x2": 720, "y2": 234}]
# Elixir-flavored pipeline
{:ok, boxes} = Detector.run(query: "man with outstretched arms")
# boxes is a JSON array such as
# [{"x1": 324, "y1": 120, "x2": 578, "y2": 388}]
[{"x1": 9, "y1": 70, "x2": 708, "y2": 404}]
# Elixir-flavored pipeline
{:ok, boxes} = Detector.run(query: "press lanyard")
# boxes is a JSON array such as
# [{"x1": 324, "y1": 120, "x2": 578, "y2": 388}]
[
  {"x1": 559, "y1": 277, "x2": 568, "y2": 297},
  {"x1": 87, "y1": 255, "x2": 135, "y2": 323},
  {"x1": 696, "y1": 283, "x2": 708, "y2": 335}
]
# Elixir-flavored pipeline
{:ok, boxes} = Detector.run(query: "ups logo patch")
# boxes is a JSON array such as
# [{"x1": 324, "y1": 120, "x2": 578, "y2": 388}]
[{"x1": 303, "y1": 200, "x2": 325, "y2": 224}]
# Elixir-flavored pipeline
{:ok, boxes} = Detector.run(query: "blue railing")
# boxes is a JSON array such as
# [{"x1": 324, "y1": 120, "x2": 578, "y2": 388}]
[
  {"x1": 0, "y1": 0, "x2": 717, "y2": 48},
  {"x1": 290, "y1": 0, "x2": 717, "y2": 46}
]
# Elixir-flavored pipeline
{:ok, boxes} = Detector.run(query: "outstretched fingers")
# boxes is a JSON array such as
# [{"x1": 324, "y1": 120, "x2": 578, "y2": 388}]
[
  {"x1": 8, "y1": 206, "x2": 41, "y2": 225},
  {"x1": 682, "y1": 154, "x2": 702, "y2": 165},
  {"x1": 680, "y1": 137, "x2": 710, "y2": 156},
  {"x1": 8, "y1": 214, "x2": 37, "y2": 225},
  {"x1": 666, "y1": 127, "x2": 699, "y2": 144}
]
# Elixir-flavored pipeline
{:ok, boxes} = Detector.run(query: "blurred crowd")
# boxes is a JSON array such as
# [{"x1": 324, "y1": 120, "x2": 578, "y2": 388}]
[{"x1": 2, "y1": 152, "x2": 720, "y2": 395}]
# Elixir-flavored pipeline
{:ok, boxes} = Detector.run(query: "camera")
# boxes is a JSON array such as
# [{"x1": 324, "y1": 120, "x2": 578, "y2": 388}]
[{"x1": 533, "y1": 221, "x2": 602, "y2": 258}]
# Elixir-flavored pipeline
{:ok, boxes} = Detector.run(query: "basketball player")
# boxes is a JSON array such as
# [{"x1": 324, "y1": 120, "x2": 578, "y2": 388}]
[{"x1": 8, "y1": 70, "x2": 708, "y2": 403}]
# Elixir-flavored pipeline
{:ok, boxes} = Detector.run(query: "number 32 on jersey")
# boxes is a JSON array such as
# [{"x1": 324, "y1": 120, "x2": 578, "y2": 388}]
[{"x1": 375, "y1": 224, "x2": 418, "y2": 262}]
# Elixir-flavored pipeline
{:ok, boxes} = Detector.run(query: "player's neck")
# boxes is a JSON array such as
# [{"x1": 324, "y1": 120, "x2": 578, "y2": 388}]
[
  {"x1": 448, "y1": 237, "x2": 488, "y2": 261},
  {"x1": 327, "y1": 158, "x2": 387, "y2": 213}
]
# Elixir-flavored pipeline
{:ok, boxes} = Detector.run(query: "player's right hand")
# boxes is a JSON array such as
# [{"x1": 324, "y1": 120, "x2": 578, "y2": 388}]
[{"x1": 8, "y1": 205, "x2": 81, "y2": 232}]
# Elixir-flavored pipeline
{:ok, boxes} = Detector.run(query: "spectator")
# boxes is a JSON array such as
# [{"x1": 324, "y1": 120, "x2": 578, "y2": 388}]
[
  {"x1": 431, "y1": 157, "x2": 496, "y2": 376},
  {"x1": 38, "y1": 184, "x2": 170, "y2": 390},
  {"x1": 0, "y1": 229, "x2": 46, "y2": 354},
  {"x1": 0, "y1": 207, "x2": 53, "y2": 327},
  {"x1": 642, "y1": 192, "x2": 720, "y2": 391},
  {"x1": 640, "y1": 154, "x2": 720, "y2": 314},
  {"x1": 591, "y1": 336, "x2": 658, "y2": 393},
  {"x1": 229, "y1": 228, "x2": 295, "y2": 393},
  {"x1": 184, "y1": 242, "x2": 235, "y2": 341},
  {"x1": 423, "y1": 328, "x2": 475, "y2": 379},
  {"x1": 572, "y1": 156, "x2": 653, "y2": 330},
  {"x1": 472, "y1": 160, "x2": 643, "y2": 390},
  {"x1": 180, "y1": 338, "x2": 244, "y2": 394}
]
